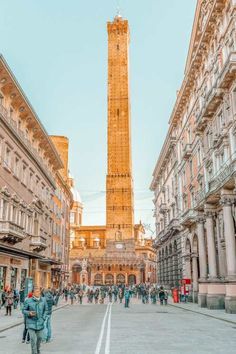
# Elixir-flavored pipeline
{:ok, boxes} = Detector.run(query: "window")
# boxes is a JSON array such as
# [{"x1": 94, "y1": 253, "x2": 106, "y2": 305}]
[
  {"x1": 22, "y1": 164, "x2": 27, "y2": 185},
  {"x1": 14, "y1": 156, "x2": 20, "y2": 178},
  {"x1": 4, "y1": 146, "x2": 11, "y2": 169},
  {"x1": 70, "y1": 212, "x2": 75, "y2": 224},
  {"x1": 117, "y1": 44, "x2": 119, "y2": 50},
  {"x1": 0, "y1": 94, "x2": 3, "y2": 105}
]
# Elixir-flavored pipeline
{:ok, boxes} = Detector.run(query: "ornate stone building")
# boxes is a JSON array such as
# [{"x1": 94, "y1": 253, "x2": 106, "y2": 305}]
[
  {"x1": 50, "y1": 136, "x2": 73, "y2": 288},
  {"x1": 151, "y1": 0, "x2": 236, "y2": 313},
  {"x1": 0, "y1": 55, "x2": 73, "y2": 291},
  {"x1": 70, "y1": 14, "x2": 156, "y2": 286}
]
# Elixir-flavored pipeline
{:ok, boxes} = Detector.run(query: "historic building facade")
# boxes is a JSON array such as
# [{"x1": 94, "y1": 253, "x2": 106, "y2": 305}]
[
  {"x1": 70, "y1": 14, "x2": 156, "y2": 286},
  {"x1": 151, "y1": 0, "x2": 236, "y2": 313},
  {"x1": 50, "y1": 136, "x2": 73, "y2": 288},
  {"x1": 0, "y1": 55, "x2": 73, "y2": 291}
]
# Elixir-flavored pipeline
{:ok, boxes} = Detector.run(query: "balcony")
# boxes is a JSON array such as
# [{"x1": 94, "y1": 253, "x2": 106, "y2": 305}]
[
  {"x1": 30, "y1": 235, "x2": 47, "y2": 252},
  {"x1": 0, "y1": 220, "x2": 26, "y2": 244},
  {"x1": 182, "y1": 144, "x2": 192, "y2": 160},
  {"x1": 159, "y1": 203, "x2": 168, "y2": 214},
  {"x1": 180, "y1": 209, "x2": 197, "y2": 227},
  {"x1": 208, "y1": 161, "x2": 235, "y2": 193},
  {"x1": 168, "y1": 218, "x2": 180, "y2": 231}
]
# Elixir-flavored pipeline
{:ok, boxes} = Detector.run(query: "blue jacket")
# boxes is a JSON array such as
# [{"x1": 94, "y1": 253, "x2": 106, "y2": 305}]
[
  {"x1": 23, "y1": 297, "x2": 47, "y2": 330},
  {"x1": 44, "y1": 292, "x2": 55, "y2": 315},
  {"x1": 124, "y1": 290, "x2": 131, "y2": 300}
]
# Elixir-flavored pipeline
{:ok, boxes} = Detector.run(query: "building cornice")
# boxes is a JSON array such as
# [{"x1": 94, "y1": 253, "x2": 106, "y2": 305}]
[{"x1": 0, "y1": 55, "x2": 63, "y2": 171}]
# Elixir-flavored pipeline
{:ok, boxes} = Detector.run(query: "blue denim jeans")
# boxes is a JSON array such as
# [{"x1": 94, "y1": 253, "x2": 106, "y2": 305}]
[
  {"x1": 28, "y1": 329, "x2": 43, "y2": 354},
  {"x1": 125, "y1": 298, "x2": 129, "y2": 308},
  {"x1": 43, "y1": 314, "x2": 52, "y2": 341}
]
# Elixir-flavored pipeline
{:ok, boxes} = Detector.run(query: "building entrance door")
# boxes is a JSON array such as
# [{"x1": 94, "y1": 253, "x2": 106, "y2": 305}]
[
  {"x1": 0, "y1": 266, "x2": 6, "y2": 290},
  {"x1": 10, "y1": 267, "x2": 17, "y2": 289}
]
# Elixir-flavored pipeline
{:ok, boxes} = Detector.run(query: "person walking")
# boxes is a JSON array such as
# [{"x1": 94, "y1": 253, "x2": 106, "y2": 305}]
[
  {"x1": 69, "y1": 288, "x2": 76, "y2": 305},
  {"x1": 5, "y1": 289, "x2": 14, "y2": 316},
  {"x1": 164, "y1": 290, "x2": 168, "y2": 305},
  {"x1": 23, "y1": 288, "x2": 47, "y2": 354},
  {"x1": 43, "y1": 289, "x2": 55, "y2": 343},
  {"x1": 118, "y1": 288, "x2": 123, "y2": 304},
  {"x1": 94, "y1": 288, "x2": 99, "y2": 304},
  {"x1": 113, "y1": 286, "x2": 118, "y2": 302},
  {"x1": 78, "y1": 289, "x2": 84, "y2": 304},
  {"x1": 159, "y1": 286, "x2": 165, "y2": 305},
  {"x1": 22, "y1": 292, "x2": 32, "y2": 344},
  {"x1": 124, "y1": 288, "x2": 131, "y2": 308},
  {"x1": 108, "y1": 287, "x2": 113, "y2": 303}
]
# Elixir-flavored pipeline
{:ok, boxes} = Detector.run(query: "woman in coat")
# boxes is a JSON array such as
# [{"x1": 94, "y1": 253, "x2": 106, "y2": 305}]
[{"x1": 5, "y1": 289, "x2": 14, "y2": 316}]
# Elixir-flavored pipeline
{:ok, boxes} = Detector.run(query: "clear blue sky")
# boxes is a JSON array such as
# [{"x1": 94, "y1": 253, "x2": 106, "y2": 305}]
[{"x1": 0, "y1": 0, "x2": 196, "y2": 232}]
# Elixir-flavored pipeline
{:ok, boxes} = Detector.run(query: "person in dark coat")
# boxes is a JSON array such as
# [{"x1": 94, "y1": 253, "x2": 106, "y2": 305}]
[
  {"x1": 5, "y1": 289, "x2": 14, "y2": 316},
  {"x1": 159, "y1": 286, "x2": 165, "y2": 305}
]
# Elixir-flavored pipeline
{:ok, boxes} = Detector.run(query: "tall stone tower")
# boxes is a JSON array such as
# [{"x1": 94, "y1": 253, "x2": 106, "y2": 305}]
[{"x1": 106, "y1": 14, "x2": 134, "y2": 245}]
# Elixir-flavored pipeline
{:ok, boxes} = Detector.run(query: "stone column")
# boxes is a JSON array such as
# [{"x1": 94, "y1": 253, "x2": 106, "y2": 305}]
[
  {"x1": 221, "y1": 195, "x2": 236, "y2": 280},
  {"x1": 221, "y1": 193, "x2": 236, "y2": 313},
  {"x1": 215, "y1": 214, "x2": 226, "y2": 278},
  {"x1": 197, "y1": 217, "x2": 207, "y2": 280},
  {"x1": 205, "y1": 207, "x2": 225, "y2": 310},
  {"x1": 125, "y1": 273, "x2": 128, "y2": 285},
  {"x1": 192, "y1": 254, "x2": 199, "y2": 303},
  {"x1": 205, "y1": 210, "x2": 217, "y2": 280}
]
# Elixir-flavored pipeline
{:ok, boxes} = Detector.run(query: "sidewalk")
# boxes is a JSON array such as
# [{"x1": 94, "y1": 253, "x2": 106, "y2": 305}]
[
  {"x1": 169, "y1": 299, "x2": 236, "y2": 325},
  {"x1": 0, "y1": 300, "x2": 68, "y2": 333}
]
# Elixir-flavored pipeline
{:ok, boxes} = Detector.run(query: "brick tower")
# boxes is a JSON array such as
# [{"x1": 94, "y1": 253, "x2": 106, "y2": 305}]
[{"x1": 106, "y1": 14, "x2": 134, "y2": 247}]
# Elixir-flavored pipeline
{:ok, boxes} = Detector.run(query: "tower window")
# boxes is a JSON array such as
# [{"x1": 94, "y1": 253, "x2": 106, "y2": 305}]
[
  {"x1": 117, "y1": 44, "x2": 119, "y2": 50},
  {"x1": 117, "y1": 108, "x2": 119, "y2": 116}
]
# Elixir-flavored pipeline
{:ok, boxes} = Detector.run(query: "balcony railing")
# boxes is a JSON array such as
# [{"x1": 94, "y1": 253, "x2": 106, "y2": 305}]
[
  {"x1": 168, "y1": 218, "x2": 180, "y2": 230},
  {"x1": 0, "y1": 104, "x2": 55, "y2": 187},
  {"x1": 208, "y1": 160, "x2": 235, "y2": 193},
  {"x1": 180, "y1": 209, "x2": 197, "y2": 226},
  {"x1": 0, "y1": 220, "x2": 26, "y2": 244},
  {"x1": 30, "y1": 235, "x2": 47, "y2": 252}
]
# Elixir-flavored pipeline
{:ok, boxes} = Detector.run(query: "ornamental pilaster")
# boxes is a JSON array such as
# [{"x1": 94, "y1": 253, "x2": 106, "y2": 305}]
[
  {"x1": 204, "y1": 205, "x2": 218, "y2": 280},
  {"x1": 220, "y1": 191, "x2": 236, "y2": 280},
  {"x1": 196, "y1": 215, "x2": 207, "y2": 280}
]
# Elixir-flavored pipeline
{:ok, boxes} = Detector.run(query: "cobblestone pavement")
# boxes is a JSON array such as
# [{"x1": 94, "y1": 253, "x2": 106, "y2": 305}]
[{"x1": 0, "y1": 300, "x2": 236, "y2": 354}]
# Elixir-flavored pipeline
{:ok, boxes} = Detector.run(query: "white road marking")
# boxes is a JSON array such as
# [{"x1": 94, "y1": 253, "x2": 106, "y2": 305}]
[
  {"x1": 94, "y1": 303, "x2": 110, "y2": 354},
  {"x1": 105, "y1": 303, "x2": 112, "y2": 354}
]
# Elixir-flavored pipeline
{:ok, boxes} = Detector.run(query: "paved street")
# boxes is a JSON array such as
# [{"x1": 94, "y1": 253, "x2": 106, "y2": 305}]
[{"x1": 1, "y1": 301, "x2": 236, "y2": 354}]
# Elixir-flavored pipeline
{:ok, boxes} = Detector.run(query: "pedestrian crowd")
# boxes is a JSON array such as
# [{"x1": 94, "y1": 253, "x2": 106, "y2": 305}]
[
  {"x1": 0, "y1": 283, "x2": 169, "y2": 354},
  {"x1": 60, "y1": 283, "x2": 169, "y2": 308}
]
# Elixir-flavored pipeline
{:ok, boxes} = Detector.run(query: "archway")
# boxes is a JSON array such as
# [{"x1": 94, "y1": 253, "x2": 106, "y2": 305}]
[
  {"x1": 72, "y1": 264, "x2": 82, "y2": 284},
  {"x1": 94, "y1": 274, "x2": 103, "y2": 286},
  {"x1": 128, "y1": 274, "x2": 136, "y2": 285},
  {"x1": 105, "y1": 274, "x2": 114, "y2": 285},
  {"x1": 117, "y1": 273, "x2": 125, "y2": 284}
]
